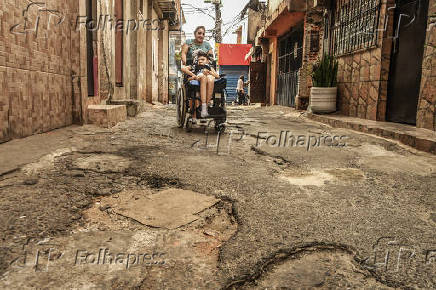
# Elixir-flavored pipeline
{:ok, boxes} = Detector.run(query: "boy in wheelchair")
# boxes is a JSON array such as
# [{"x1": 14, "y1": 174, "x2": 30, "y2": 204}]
[{"x1": 181, "y1": 50, "x2": 220, "y2": 118}]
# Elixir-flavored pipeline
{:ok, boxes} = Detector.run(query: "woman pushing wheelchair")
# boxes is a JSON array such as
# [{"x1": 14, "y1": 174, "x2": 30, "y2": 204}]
[{"x1": 181, "y1": 26, "x2": 218, "y2": 119}]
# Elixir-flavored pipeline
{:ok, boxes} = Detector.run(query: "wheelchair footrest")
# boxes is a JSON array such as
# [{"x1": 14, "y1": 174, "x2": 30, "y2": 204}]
[
  {"x1": 193, "y1": 106, "x2": 226, "y2": 120},
  {"x1": 208, "y1": 106, "x2": 226, "y2": 116}
]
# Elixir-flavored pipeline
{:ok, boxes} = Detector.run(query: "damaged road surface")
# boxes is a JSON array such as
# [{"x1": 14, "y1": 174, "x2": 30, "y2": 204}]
[{"x1": 0, "y1": 105, "x2": 435, "y2": 289}]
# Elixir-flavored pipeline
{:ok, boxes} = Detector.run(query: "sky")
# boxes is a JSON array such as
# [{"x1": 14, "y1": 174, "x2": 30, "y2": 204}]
[{"x1": 181, "y1": 0, "x2": 250, "y2": 46}]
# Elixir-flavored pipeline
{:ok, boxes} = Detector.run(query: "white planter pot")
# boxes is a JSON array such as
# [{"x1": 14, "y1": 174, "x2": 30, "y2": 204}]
[{"x1": 309, "y1": 87, "x2": 337, "y2": 113}]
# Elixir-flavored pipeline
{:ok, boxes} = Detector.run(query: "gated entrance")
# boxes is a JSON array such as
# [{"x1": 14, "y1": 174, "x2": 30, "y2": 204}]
[
  {"x1": 250, "y1": 62, "x2": 267, "y2": 103},
  {"x1": 276, "y1": 23, "x2": 304, "y2": 107},
  {"x1": 386, "y1": 0, "x2": 429, "y2": 125}
]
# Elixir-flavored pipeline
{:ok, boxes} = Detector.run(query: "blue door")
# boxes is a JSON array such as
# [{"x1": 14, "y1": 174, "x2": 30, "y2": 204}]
[{"x1": 219, "y1": 65, "x2": 249, "y2": 102}]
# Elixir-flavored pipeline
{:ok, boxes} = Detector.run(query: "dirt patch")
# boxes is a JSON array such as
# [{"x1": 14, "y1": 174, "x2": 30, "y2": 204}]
[{"x1": 72, "y1": 154, "x2": 132, "y2": 173}]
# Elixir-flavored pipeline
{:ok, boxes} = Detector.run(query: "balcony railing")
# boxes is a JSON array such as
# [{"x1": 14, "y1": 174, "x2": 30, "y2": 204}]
[{"x1": 156, "y1": 0, "x2": 180, "y2": 25}]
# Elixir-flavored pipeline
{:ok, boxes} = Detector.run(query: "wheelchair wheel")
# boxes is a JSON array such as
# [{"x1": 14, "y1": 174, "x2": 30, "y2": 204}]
[
  {"x1": 186, "y1": 119, "x2": 193, "y2": 132},
  {"x1": 176, "y1": 86, "x2": 186, "y2": 128}
]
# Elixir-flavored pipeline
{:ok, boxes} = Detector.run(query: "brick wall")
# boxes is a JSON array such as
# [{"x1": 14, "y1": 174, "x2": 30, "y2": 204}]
[
  {"x1": 417, "y1": 2, "x2": 436, "y2": 131},
  {"x1": 0, "y1": 0, "x2": 83, "y2": 143},
  {"x1": 297, "y1": 9, "x2": 323, "y2": 109}
]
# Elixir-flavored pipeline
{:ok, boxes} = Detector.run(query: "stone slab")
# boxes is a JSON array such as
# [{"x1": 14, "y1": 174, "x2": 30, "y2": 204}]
[
  {"x1": 108, "y1": 100, "x2": 140, "y2": 117},
  {"x1": 113, "y1": 189, "x2": 219, "y2": 229}
]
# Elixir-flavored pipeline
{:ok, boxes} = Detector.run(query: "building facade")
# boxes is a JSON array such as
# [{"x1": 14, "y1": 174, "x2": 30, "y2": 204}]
[
  {"x1": 253, "y1": 0, "x2": 324, "y2": 108},
  {"x1": 253, "y1": 0, "x2": 435, "y2": 131},
  {"x1": 0, "y1": 0, "x2": 182, "y2": 143},
  {"x1": 328, "y1": 0, "x2": 434, "y2": 130}
]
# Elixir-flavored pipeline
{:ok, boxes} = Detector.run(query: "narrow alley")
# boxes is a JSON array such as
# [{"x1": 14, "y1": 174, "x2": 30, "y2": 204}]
[
  {"x1": 0, "y1": 0, "x2": 435, "y2": 289},
  {"x1": 0, "y1": 105, "x2": 435, "y2": 288}
]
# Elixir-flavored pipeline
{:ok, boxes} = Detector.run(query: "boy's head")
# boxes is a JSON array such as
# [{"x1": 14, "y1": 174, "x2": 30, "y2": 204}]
[{"x1": 197, "y1": 51, "x2": 209, "y2": 65}]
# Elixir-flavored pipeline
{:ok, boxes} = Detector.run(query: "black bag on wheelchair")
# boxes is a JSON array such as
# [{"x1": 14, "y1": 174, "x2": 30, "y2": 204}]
[{"x1": 214, "y1": 78, "x2": 227, "y2": 92}]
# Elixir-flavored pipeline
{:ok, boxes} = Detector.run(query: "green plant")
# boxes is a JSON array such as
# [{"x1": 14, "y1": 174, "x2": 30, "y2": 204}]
[
  {"x1": 175, "y1": 50, "x2": 182, "y2": 61},
  {"x1": 312, "y1": 54, "x2": 338, "y2": 87}
]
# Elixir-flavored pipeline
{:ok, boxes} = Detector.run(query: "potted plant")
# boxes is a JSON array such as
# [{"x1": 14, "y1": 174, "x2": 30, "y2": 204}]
[{"x1": 309, "y1": 54, "x2": 338, "y2": 113}]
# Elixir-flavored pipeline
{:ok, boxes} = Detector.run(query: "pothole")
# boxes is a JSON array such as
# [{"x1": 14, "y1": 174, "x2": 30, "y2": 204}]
[
  {"x1": 240, "y1": 250, "x2": 392, "y2": 289},
  {"x1": 279, "y1": 168, "x2": 365, "y2": 187},
  {"x1": 72, "y1": 154, "x2": 132, "y2": 173},
  {"x1": 279, "y1": 171, "x2": 333, "y2": 186},
  {"x1": 1, "y1": 188, "x2": 237, "y2": 289},
  {"x1": 21, "y1": 148, "x2": 76, "y2": 175}
]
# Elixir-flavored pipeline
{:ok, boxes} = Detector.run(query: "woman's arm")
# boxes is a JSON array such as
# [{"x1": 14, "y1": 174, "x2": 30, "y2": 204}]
[
  {"x1": 181, "y1": 65, "x2": 196, "y2": 78},
  {"x1": 181, "y1": 44, "x2": 189, "y2": 65}
]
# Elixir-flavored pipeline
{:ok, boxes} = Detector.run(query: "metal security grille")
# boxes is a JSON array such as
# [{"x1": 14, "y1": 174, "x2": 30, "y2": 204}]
[
  {"x1": 331, "y1": 0, "x2": 382, "y2": 55},
  {"x1": 277, "y1": 24, "x2": 303, "y2": 107}
]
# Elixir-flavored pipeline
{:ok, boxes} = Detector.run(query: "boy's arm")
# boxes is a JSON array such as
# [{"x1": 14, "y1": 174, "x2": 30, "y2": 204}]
[{"x1": 210, "y1": 67, "x2": 220, "y2": 78}]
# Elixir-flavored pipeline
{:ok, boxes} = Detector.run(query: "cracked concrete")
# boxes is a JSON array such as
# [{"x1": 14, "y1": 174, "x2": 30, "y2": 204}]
[{"x1": 0, "y1": 105, "x2": 435, "y2": 289}]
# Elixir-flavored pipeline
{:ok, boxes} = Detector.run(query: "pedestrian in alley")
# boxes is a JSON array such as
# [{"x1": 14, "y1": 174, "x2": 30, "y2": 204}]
[{"x1": 237, "y1": 75, "x2": 250, "y2": 105}]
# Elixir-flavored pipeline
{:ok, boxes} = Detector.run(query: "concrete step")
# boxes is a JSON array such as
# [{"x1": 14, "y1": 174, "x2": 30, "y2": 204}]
[
  {"x1": 88, "y1": 105, "x2": 127, "y2": 128},
  {"x1": 307, "y1": 112, "x2": 436, "y2": 154},
  {"x1": 108, "y1": 99, "x2": 140, "y2": 117}
]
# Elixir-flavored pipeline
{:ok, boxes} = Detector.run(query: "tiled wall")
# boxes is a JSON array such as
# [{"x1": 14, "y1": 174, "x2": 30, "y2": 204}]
[
  {"x1": 335, "y1": 0, "x2": 393, "y2": 121},
  {"x1": 0, "y1": 0, "x2": 82, "y2": 142},
  {"x1": 336, "y1": 0, "x2": 435, "y2": 131}
]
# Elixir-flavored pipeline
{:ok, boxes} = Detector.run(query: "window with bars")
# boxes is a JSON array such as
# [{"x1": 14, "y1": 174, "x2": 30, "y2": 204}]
[
  {"x1": 310, "y1": 30, "x2": 320, "y2": 53},
  {"x1": 331, "y1": 0, "x2": 381, "y2": 55}
]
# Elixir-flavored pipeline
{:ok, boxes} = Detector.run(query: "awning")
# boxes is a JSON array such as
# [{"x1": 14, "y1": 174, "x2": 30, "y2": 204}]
[{"x1": 218, "y1": 44, "x2": 252, "y2": 66}]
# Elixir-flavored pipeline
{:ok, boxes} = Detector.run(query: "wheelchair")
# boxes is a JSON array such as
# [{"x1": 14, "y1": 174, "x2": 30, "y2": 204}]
[{"x1": 176, "y1": 69, "x2": 228, "y2": 133}]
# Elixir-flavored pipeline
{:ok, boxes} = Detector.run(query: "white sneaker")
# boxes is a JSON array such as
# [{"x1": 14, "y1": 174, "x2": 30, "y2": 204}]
[{"x1": 201, "y1": 109, "x2": 209, "y2": 118}]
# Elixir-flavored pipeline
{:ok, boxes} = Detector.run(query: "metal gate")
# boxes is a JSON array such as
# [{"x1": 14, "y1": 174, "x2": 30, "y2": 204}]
[
  {"x1": 277, "y1": 72, "x2": 299, "y2": 107},
  {"x1": 276, "y1": 23, "x2": 304, "y2": 107}
]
